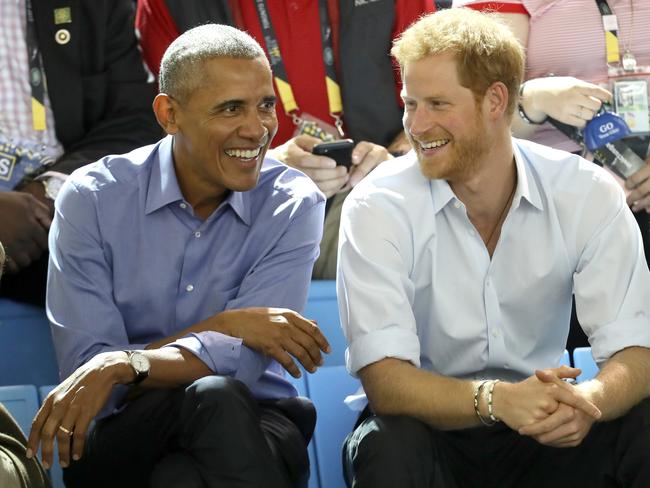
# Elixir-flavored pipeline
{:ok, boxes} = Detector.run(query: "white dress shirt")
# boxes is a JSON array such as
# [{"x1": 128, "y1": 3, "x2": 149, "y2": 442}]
[{"x1": 338, "y1": 138, "x2": 650, "y2": 392}]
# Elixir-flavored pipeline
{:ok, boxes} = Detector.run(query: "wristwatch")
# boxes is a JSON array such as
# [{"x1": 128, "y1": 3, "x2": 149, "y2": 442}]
[
  {"x1": 41, "y1": 176, "x2": 64, "y2": 201},
  {"x1": 124, "y1": 350, "x2": 150, "y2": 385}
]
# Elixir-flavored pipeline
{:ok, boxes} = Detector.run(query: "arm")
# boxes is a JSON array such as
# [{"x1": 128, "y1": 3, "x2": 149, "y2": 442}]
[{"x1": 517, "y1": 172, "x2": 650, "y2": 447}]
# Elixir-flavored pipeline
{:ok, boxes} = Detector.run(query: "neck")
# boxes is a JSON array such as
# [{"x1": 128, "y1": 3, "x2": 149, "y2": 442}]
[{"x1": 451, "y1": 135, "x2": 517, "y2": 254}]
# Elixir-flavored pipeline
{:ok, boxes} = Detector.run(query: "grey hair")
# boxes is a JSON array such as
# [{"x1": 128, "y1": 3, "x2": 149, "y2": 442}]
[{"x1": 159, "y1": 24, "x2": 267, "y2": 102}]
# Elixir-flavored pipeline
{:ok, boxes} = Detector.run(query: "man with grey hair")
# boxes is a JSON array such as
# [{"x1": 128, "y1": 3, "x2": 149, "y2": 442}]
[{"x1": 26, "y1": 24, "x2": 329, "y2": 488}]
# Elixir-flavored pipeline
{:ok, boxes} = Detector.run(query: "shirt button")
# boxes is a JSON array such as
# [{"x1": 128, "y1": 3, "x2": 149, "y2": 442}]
[
  {"x1": 486, "y1": 278, "x2": 491, "y2": 287},
  {"x1": 194, "y1": 231, "x2": 201, "y2": 238},
  {"x1": 179, "y1": 202, "x2": 187, "y2": 209},
  {"x1": 635, "y1": 311, "x2": 646, "y2": 318},
  {"x1": 454, "y1": 201, "x2": 461, "y2": 209},
  {"x1": 492, "y1": 329, "x2": 500, "y2": 338},
  {"x1": 186, "y1": 284, "x2": 194, "y2": 292}
]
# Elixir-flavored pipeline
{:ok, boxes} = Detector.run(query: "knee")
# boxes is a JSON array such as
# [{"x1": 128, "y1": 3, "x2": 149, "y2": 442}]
[
  {"x1": 348, "y1": 414, "x2": 432, "y2": 463},
  {"x1": 183, "y1": 376, "x2": 254, "y2": 417}
]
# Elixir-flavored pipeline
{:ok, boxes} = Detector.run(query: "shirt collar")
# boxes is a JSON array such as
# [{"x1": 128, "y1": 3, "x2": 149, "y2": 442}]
[
  {"x1": 145, "y1": 136, "x2": 252, "y2": 225},
  {"x1": 512, "y1": 138, "x2": 544, "y2": 211},
  {"x1": 427, "y1": 138, "x2": 545, "y2": 214}
]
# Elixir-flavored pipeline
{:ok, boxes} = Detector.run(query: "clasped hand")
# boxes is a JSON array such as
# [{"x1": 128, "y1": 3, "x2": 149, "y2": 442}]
[{"x1": 495, "y1": 366, "x2": 601, "y2": 448}]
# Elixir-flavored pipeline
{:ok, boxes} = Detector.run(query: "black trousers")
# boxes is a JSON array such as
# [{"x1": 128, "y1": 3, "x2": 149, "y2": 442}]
[
  {"x1": 344, "y1": 398, "x2": 650, "y2": 488},
  {"x1": 64, "y1": 376, "x2": 314, "y2": 488}
]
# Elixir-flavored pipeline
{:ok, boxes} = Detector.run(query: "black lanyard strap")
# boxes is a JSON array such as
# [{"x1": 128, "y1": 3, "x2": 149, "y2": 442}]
[
  {"x1": 25, "y1": 0, "x2": 46, "y2": 131},
  {"x1": 595, "y1": 0, "x2": 621, "y2": 64},
  {"x1": 254, "y1": 0, "x2": 343, "y2": 125}
]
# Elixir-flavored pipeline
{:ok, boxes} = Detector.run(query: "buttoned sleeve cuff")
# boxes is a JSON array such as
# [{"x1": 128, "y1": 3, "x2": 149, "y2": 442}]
[
  {"x1": 346, "y1": 326, "x2": 421, "y2": 376},
  {"x1": 589, "y1": 314, "x2": 650, "y2": 364},
  {"x1": 165, "y1": 331, "x2": 243, "y2": 375}
]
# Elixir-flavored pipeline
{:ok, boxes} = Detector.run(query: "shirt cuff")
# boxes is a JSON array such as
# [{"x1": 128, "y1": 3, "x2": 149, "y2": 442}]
[
  {"x1": 346, "y1": 326, "x2": 421, "y2": 376},
  {"x1": 165, "y1": 331, "x2": 243, "y2": 375},
  {"x1": 590, "y1": 315, "x2": 650, "y2": 364}
]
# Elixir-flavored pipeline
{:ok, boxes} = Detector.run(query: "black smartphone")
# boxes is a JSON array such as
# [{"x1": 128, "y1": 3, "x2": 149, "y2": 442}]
[{"x1": 312, "y1": 139, "x2": 354, "y2": 169}]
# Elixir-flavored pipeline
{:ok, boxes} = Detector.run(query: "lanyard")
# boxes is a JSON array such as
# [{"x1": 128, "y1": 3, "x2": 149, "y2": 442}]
[
  {"x1": 25, "y1": 0, "x2": 46, "y2": 131},
  {"x1": 594, "y1": 0, "x2": 640, "y2": 72},
  {"x1": 254, "y1": 0, "x2": 344, "y2": 136}
]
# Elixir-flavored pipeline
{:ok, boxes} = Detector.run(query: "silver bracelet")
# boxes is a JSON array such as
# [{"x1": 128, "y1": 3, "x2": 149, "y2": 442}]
[
  {"x1": 487, "y1": 379, "x2": 501, "y2": 423},
  {"x1": 473, "y1": 380, "x2": 496, "y2": 426}
]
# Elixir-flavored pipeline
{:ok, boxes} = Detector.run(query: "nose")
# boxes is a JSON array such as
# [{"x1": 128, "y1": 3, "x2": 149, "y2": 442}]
[
  {"x1": 406, "y1": 106, "x2": 432, "y2": 138},
  {"x1": 239, "y1": 110, "x2": 268, "y2": 143}
]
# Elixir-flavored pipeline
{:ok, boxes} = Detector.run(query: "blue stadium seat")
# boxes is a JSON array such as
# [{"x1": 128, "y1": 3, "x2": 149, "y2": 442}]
[
  {"x1": 307, "y1": 366, "x2": 361, "y2": 488},
  {"x1": 305, "y1": 280, "x2": 346, "y2": 367},
  {"x1": 287, "y1": 373, "x2": 320, "y2": 488},
  {"x1": 0, "y1": 384, "x2": 39, "y2": 437},
  {"x1": 573, "y1": 347, "x2": 599, "y2": 382},
  {"x1": 0, "y1": 299, "x2": 59, "y2": 386},
  {"x1": 38, "y1": 385, "x2": 65, "y2": 488}
]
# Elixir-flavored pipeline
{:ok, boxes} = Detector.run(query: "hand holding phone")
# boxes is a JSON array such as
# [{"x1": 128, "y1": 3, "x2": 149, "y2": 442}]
[{"x1": 312, "y1": 139, "x2": 354, "y2": 170}]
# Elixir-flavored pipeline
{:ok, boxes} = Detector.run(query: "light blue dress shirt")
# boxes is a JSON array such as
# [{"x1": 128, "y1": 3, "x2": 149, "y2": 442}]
[
  {"x1": 338, "y1": 138, "x2": 650, "y2": 406},
  {"x1": 47, "y1": 136, "x2": 325, "y2": 417}
]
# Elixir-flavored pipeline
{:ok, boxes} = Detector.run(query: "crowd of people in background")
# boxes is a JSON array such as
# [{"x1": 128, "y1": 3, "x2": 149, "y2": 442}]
[{"x1": 1, "y1": 1, "x2": 650, "y2": 487}]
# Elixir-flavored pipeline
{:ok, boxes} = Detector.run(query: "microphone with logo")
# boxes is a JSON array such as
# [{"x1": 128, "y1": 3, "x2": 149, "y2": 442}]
[{"x1": 548, "y1": 109, "x2": 645, "y2": 179}]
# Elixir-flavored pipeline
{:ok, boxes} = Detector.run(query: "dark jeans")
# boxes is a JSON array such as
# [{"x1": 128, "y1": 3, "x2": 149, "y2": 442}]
[
  {"x1": 344, "y1": 398, "x2": 650, "y2": 487},
  {"x1": 64, "y1": 376, "x2": 314, "y2": 488}
]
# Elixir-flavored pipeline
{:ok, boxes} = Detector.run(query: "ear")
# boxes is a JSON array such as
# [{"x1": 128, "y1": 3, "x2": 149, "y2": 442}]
[
  {"x1": 482, "y1": 81, "x2": 509, "y2": 121},
  {"x1": 153, "y1": 93, "x2": 180, "y2": 135}
]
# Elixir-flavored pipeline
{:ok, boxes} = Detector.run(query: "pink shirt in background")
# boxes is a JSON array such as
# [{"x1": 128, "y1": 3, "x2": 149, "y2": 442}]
[{"x1": 454, "y1": 0, "x2": 650, "y2": 152}]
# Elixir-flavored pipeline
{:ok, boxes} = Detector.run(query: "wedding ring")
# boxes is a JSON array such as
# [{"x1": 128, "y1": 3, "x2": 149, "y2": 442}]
[{"x1": 58, "y1": 425, "x2": 73, "y2": 437}]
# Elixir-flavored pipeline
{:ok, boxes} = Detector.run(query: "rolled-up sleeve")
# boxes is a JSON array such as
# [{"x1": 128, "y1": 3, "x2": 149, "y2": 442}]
[
  {"x1": 337, "y1": 189, "x2": 421, "y2": 376},
  {"x1": 165, "y1": 198, "x2": 325, "y2": 387},
  {"x1": 573, "y1": 173, "x2": 650, "y2": 363}
]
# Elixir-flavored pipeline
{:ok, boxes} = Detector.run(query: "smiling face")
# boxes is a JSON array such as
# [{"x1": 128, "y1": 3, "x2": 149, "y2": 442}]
[
  {"x1": 402, "y1": 52, "x2": 492, "y2": 183},
  {"x1": 163, "y1": 56, "x2": 278, "y2": 210}
]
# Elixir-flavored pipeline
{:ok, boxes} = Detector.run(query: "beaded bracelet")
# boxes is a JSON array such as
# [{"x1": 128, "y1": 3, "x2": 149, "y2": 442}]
[
  {"x1": 518, "y1": 83, "x2": 547, "y2": 125},
  {"x1": 473, "y1": 380, "x2": 496, "y2": 426},
  {"x1": 487, "y1": 379, "x2": 501, "y2": 423}
]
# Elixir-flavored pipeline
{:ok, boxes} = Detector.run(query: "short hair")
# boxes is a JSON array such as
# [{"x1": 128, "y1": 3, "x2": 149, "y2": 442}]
[
  {"x1": 391, "y1": 8, "x2": 524, "y2": 116},
  {"x1": 159, "y1": 24, "x2": 267, "y2": 103}
]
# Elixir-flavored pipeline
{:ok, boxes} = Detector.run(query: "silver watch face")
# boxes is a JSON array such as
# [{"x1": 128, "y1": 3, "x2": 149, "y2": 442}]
[
  {"x1": 44, "y1": 177, "x2": 64, "y2": 200},
  {"x1": 131, "y1": 352, "x2": 150, "y2": 374}
]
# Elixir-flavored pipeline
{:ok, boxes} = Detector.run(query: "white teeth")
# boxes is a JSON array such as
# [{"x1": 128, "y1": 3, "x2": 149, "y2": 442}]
[
  {"x1": 420, "y1": 139, "x2": 449, "y2": 149},
  {"x1": 225, "y1": 147, "x2": 262, "y2": 159}
]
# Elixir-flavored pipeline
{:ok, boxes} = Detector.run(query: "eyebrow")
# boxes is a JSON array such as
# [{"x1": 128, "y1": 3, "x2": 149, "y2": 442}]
[{"x1": 209, "y1": 95, "x2": 277, "y2": 113}]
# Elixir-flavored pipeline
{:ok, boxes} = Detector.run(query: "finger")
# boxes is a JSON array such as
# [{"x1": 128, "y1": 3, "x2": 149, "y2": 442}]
[
  {"x1": 536, "y1": 423, "x2": 579, "y2": 445},
  {"x1": 31, "y1": 198, "x2": 53, "y2": 229},
  {"x1": 581, "y1": 84, "x2": 613, "y2": 103},
  {"x1": 626, "y1": 161, "x2": 650, "y2": 188},
  {"x1": 271, "y1": 348, "x2": 302, "y2": 378},
  {"x1": 27, "y1": 401, "x2": 52, "y2": 459},
  {"x1": 551, "y1": 384, "x2": 601, "y2": 420},
  {"x1": 56, "y1": 403, "x2": 80, "y2": 468},
  {"x1": 519, "y1": 407, "x2": 575, "y2": 436},
  {"x1": 536, "y1": 366, "x2": 580, "y2": 381},
  {"x1": 307, "y1": 166, "x2": 348, "y2": 181},
  {"x1": 562, "y1": 113, "x2": 588, "y2": 129},
  {"x1": 631, "y1": 195, "x2": 650, "y2": 213},
  {"x1": 294, "y1": 134, "x2": 326, "y2": 152},
  {"x1": 71, "y1": 412, "x2": 93, "y2": 462},
  {"x1": 351, "y1": 141, "x2": 374, "y2": 166},
  {"x1": 287, "y1": 312, "x2": 331, "y2": 353},
  {"x1": 297, "y1": 155, "x2": 338, "y2": 170},
  {"x1": 4, "y1": 254, "x2": 20, "y2": 274},
  {"x1": 349, "y1": 147, "x2": 389, "y2": 187},
  {"x1": 581, "y1": 95, "x2": 606, "y2": 114},
  {"x1": 283, "y1": 337, "x2": 318, "y2": 373},
  {"x1": 318, "y1": 175, "x2": 349, "y2": 198},
  {"x1": 40, "y1": 415, "x2": 64, "y2": 469},
  {"x1": 287, "y1": 328, "x2": 324, "y2": 368}
]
